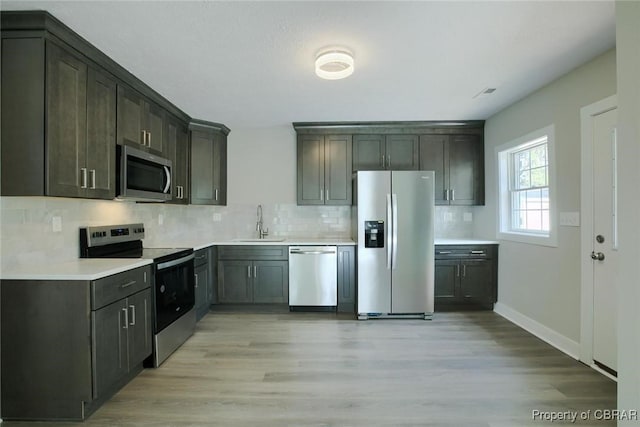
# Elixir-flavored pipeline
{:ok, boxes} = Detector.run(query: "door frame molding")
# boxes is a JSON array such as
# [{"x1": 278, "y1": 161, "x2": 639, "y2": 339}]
[{"x1": 579, "y1": 94, "x2": 617, "y2": 369}]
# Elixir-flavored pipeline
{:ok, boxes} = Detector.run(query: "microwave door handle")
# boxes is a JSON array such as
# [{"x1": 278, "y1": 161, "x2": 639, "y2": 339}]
[{"x1": 163, "y1": 166, "x2": 171, "y2": 194}]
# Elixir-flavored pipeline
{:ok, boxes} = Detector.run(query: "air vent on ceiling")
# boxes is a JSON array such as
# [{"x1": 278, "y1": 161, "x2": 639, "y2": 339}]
[{"x1": 473, "y1": 87, "x2": 497, "y2": 99}]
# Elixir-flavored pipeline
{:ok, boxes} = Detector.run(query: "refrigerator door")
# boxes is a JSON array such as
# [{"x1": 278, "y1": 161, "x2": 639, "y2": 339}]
[
  {"x1": 357, "y1": 171, "x2": 392, "y2": 314},
  {"x1": 391, "y1": 171, "x2": 435, "y2": 314}
]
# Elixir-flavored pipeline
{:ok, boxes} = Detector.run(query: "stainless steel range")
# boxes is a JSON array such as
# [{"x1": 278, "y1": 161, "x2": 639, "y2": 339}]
[{"x1": 80, "y1": 223, "x2": 195, "y2": 367}]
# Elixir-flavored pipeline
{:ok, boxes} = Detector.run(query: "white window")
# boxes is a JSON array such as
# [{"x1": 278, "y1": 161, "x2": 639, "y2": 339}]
[{"x1": 497, "y1": 125, "x2": 557, "y2": 246}]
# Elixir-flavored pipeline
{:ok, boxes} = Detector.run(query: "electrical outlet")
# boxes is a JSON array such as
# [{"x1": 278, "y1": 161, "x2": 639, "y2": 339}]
[
  {"x1": 52, "y1": 216, "x2": 62, "y2": 232},
  {"x1": 463, "y1": 212, "x2": 473, "y2": 222},
  {"x1": 158, "y1": 213, "x2": 164, "y2": 225},
  {"x1": 212, "y1": 213, "x2": 222, "y2": 222},
  {"x1": 444, "y1": 212, "x2": 454, "y2": 222}
]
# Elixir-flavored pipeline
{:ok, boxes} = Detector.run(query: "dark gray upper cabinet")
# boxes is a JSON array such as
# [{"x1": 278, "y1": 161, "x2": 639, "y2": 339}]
[
  {"x1": 297, "y1": 134, "x2": 352, "y2": 205},
  {"x1": 353, "y1": 134, "x2": 419, "y2": 171},
  {"x1": 1, "y1": 38, "x2": 116, "y2": 199},
  {"x1": 420, "y1": 133, "x2": 484, "y2": 205},
  {"x1": 117, "y1": 85, "x2": 165, "y2": 155},
  {"x1": 166, "y1": 115, "x2": 190, "y2": 204},
  {"x1": 189, "y1": 120, "x2": 230, "y2": 205},
  {"x1": 1, "y1": 11, "x2": 194, "y2": 200}
]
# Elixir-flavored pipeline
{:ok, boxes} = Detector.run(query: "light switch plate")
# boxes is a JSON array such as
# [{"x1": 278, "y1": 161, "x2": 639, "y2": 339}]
[
  {"x1": 559, "y1": 211, "x2": 580, "y2": 227},
  {"x1": 158, "y1": 213, "x2": 164, "y2": 225},
  {"x1": 463, "y1": 212, "x2": 473, "y2": 222},
  {"x1": 212, "y1": 213, "x2": 222, "y2": 222}
]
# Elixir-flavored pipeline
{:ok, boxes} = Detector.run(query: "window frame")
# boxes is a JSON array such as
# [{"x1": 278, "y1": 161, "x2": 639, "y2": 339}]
[{"x1": 496, "y1": 124, "x2": 558, "y2": 247}]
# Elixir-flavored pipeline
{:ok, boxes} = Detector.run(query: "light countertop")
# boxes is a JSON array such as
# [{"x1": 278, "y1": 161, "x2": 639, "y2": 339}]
[
  {"x1": 1, "y1": 258, "x2": 153, "y2": 281},
  {"x1": 435, "y1": 238, "x2": 499, "y2": 245},
  {"x1": 1, "y1": 238, "x2": 496, "y2": 282}
]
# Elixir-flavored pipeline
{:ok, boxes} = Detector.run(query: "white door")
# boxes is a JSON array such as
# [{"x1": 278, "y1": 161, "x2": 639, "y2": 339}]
[{"x1": 591, "y1": 107, "x2": 618, "y2": 373}]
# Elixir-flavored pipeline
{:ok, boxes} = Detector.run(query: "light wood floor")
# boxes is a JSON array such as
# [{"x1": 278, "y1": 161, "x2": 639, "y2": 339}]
[{"x1": 6, "y1": 309, "x2": 616, "y2": 426}]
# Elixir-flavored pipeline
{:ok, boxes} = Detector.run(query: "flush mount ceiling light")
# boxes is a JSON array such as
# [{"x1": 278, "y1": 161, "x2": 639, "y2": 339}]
[{"x1": 315, "y1": 49, "x2": 354, "y2": 80}]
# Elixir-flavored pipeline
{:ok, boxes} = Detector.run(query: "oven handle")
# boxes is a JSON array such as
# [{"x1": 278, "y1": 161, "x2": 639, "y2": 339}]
[{"x1": 157, "y1": 253, "x2": 195, "y2": 271}]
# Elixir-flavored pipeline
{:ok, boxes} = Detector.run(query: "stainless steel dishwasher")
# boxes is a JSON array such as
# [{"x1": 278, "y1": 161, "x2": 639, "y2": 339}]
[{"x1": 288, "y1": 246, "x2": 337, "y2": 308}]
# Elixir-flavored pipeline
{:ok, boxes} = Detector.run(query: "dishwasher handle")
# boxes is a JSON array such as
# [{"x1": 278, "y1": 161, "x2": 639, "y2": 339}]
[{"x1": 289, "y1": 247, "x2": 337, "y2": 255}]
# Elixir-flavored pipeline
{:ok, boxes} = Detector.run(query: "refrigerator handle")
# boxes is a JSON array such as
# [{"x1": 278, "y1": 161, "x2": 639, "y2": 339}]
[
  {"x1": 386, "y1": 193, "x2": 392, "y2": 270},
  {"x1": 392, "y1": 193, "x2": 398, "y2": 270}
]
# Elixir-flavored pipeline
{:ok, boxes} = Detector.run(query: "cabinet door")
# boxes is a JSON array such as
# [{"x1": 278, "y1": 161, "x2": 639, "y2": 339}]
[
  {"x1": 86, "y1": 67, "x2": 116, "y2": 199},
  {"x1": 353, "y1": 135, "x2": 385, "y2": 171},
  {"x1": 325, "y1": 135, "x2": 352, "y2": 205},
  {"x1": 434, "y1": 260, "x2": 458, "y2": 305},
  {"x1": 459, "y1": 259, "x2": 493, "y2": 305},
  {"x1": 419, "y1": 135, "x2": 448, "y2": 205},
  {"x1": 448, "y1": 134, "x2": 484, "y2": 205},
  {"x1": 194, "y1": 263, "x2": 210, "y2": 320},
  {"x1": 117, "y1": 85, "x2": 145, "y2": 147},
  {"x1": 253, "y1": 261, "x2": 289, "y2": 303},
  {"x1": 212, "y1": 132, "x2": 227, "y2": 205},
  {"x1": 190, "y1": 130, "x2": 216, "y2": 204},
  {"x1": 218, "y1": 260, "x2": 253, "y2": 303},
  {"x1": 385, "y1": 135, "x2": 419, "y2": 170},
  {"x1": 126, "y1": 289, "x2": 152, "y2": 367},
  {"x1": 297, "y1": 134, "x2": 325, "y2": 205},
  {"x1": 45, "y1": 42, "x2": 87, "y2": 198},
  {"x1": 146, "y1": 101, "x2": 165, "y2": 154},
  {"x1": 92, "y1": 299, "x2": 128, "y2": 399},
  {"x1": 337, "y1": 246, "x2": 356, "y2": 312}
]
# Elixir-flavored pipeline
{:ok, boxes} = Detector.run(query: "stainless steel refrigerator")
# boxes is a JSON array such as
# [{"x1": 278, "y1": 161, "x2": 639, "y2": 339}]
[{"x1": 353, "y1": 170, "x2": 435, "y2": 320}]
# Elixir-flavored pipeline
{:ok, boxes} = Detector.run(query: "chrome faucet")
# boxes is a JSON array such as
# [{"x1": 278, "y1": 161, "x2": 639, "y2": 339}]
[{"x1": 256, "y1": 204, "x2": 269, "y2": 239}]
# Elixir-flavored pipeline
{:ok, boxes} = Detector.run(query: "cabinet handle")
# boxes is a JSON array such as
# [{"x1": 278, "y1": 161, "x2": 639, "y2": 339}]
[
  {"x1": 445, "y1": 189, "x2": 449, "y2": 201},
  {"x1": 320, "y1": 189, "x2": 324, "y2": 201},
  {"x1": 147, "y1": 131, "x2": 151, "y2": 147},
  {"x1": 90, "y1": 169, "x2": 96, "y2": 189},
  {"x1": 387, "y1": 155, "x2": 391, "y2": 168},
  {"x1": 129, "y1": 304, "x2": 136, "y2": 326},
  {"x1": 470, "y1": 250, "x2": 485, "y2": 255},
  {"x1": 451, "y1": 189, "x2": 455, "y2": 201},
  {"x1": 122, "y1": 307, "x2": 129, "y2": 329},
  {"x1": 456, "y1": 265, "x2": 460, "y2": 277},
  {"x1": 462, "y1": 264, "x2": 466, "y2": 277},
  {"x1": 180, "y1": 186, "x2": 184, "y2": 199},
  {"x1": 120, "y1": 280, "x2": 136, "y2": 289},
  {"x1": 247, "y1": 265, "x2": 251, "y2": 278},
  {"x1": 215, "y1": 189, "x2": 219, "y2": 201},
  {"x1": 438, "y1": 251, "x2": 452, "y2": 254},
  {"x1": 254, "y1": 265, "x2": 257, "y2": 278},
  {"x1": 141, "y1": 130, "x2": 147, "y2": 146},
  {"x1": 194, "y1": 274, "x2": 198, "y2": 288},
  {"x1": 144, "y1": 271, "x2": 147, "y2": 283},
  {"x1": 326, "y1": 189, "x2": 329, "y2": 201},
  {"x1": 381, "y1": 155, "x2": 385, "y2": 167},
  {"x1": 80, "y1": 168, "x2": 88, "y2": 189}
]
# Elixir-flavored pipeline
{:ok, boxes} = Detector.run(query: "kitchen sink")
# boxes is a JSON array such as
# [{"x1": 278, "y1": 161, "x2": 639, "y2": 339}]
[{"x1": 232, "y1": 238, "x2": 286, "y2": 242}]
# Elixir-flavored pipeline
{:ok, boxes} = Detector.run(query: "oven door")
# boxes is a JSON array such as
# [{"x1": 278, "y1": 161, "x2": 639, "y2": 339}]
[
  {"x1": 154, "y1": 253, "x2": 195, "y2": 333},
  {"x1": 117, "y1": 145, "x2": 172, "y2": 201}
]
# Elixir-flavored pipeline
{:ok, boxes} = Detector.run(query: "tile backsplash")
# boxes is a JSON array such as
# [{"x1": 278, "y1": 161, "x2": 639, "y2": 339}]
[{"x1": 0, "y1": 197, "x2": 475, "y2": 268}]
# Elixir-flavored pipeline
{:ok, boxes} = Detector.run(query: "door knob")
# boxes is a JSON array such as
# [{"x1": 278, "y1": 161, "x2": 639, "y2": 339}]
[{"x1": 591, "y1": 251, "x2": 605, "y2": 261}]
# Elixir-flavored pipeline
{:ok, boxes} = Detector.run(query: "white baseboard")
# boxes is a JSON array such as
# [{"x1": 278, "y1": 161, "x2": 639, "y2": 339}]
[{"x1": 494, "y1": 302, "x2": 581, "y2": 360}]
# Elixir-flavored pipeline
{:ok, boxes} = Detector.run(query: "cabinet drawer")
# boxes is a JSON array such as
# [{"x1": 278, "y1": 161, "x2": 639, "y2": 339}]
[
  {"x1": 435, "y1": 245, "x2": 496, "y2": 260},
  {"x1": 91, "y1": 266, "x2": 152, "y2": 309},
  {"x1": 194, "y1": 248, "x2": 209, "y2": 267},
  {"x1": 218, "y1": 245, "x2": 288, "y2": 261}
]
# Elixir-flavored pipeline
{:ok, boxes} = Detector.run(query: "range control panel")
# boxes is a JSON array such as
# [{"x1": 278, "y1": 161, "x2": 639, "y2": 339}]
[{"x1": 364, "y1": 220, "x2": 385, "y2": 248}]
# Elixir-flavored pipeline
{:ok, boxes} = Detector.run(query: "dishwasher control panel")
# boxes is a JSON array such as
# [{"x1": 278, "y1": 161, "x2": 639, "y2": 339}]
[{"x1": 364, "y1": 220, "x2": 385, "y2": 248}]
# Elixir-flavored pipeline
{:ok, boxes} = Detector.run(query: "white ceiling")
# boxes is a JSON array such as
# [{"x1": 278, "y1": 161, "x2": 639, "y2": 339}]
[{"x1": 2, "y1": 1, "x2": 616, "y2": 129}]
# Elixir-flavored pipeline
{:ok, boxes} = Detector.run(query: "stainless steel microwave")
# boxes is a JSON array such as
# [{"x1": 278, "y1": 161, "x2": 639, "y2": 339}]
[{"x1": 117, "y1": 145, "x2": 172, "y2": 201}]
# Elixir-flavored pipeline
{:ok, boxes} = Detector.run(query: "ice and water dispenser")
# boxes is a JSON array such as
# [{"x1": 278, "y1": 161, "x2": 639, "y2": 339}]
[{"x1": 364, "y1": 220, "x2": 385, "y2": 248}]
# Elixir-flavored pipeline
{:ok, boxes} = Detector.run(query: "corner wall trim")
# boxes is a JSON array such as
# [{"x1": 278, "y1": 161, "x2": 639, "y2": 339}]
[{"x1": 494, "y1": 302, "x2": 580, "y2": 360}]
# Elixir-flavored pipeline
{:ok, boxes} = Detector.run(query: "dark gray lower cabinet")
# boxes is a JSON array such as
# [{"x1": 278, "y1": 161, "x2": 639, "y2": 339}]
[
  {"x1": 0, "y1": 265, "x2": 152, "y2": 421},
  {"x1": 194, "y1": 247, "x2": 216, "y2": 320},
  {"x1": 217, "y1": 246, "x2": 288, "y2": 304},
  {"x1": 337, "y1": 246, "x2": 356, "y2": 313},
  {"x1": 434, "y1": 245, "x2": 498, "y2": 310}
]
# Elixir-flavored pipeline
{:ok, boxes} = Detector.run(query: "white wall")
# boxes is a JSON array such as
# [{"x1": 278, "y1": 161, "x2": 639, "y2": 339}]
[
  {"x1": 474, "y1": 49, "x2": 616, "y2": 346},
  {"x1": 615, "y1": 0, "x2": 640, "y2": 420}
]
